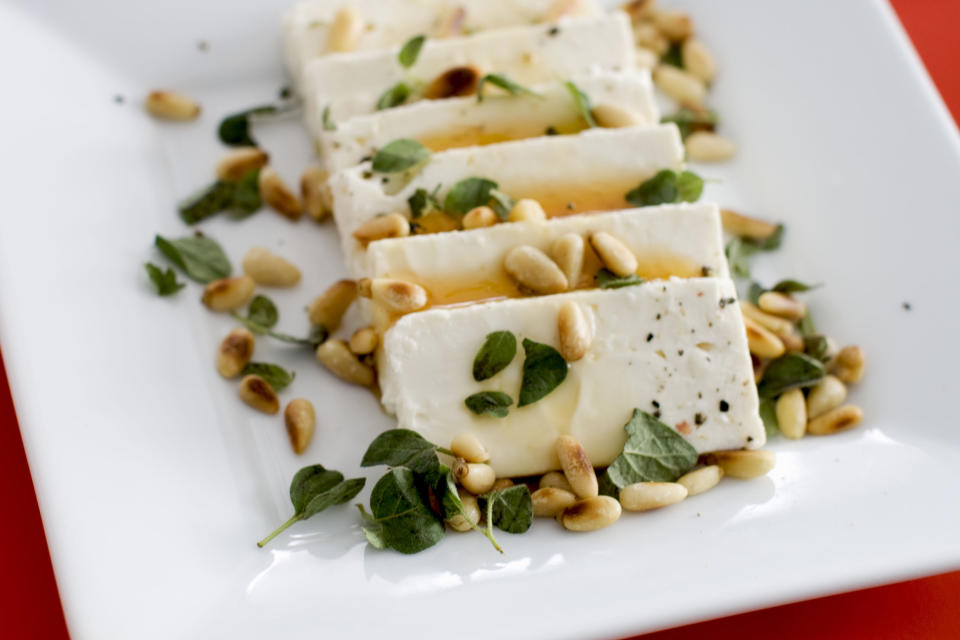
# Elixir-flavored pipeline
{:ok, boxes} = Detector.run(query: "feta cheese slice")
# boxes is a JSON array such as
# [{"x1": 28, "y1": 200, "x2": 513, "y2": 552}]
[
  {"x1": 330, "y1": 123, "x2": 686, "y2": 275},
  {"x1": 301, "y1": 13, "x2": 635, "y2": 132},
  {"x1": 319, "y1": 70, "x2": 659, "y2": 171},
  {"x1": 380, "y1": 278, "x2": 764, "y2": 478}
]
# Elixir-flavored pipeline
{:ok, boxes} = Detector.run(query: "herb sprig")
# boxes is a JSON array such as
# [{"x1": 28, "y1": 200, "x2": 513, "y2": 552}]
[
  {"x1": 144, "y1": 263, "x2": 185, "y2": 296},
  {"x1": 477, "y1": 74, "x2": 540, "y2": 102},
  {"x1": 625, "y1": 169, "x2": 704, "y2": 207}
]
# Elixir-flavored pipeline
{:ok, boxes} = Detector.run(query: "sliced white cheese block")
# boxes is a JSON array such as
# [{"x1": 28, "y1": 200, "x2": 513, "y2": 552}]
[
  {"x1": 301, "y1": 14, "x2": 635, "y2": 132},
  {"x1": 330, "y1": 123, "x2": 685, "y2": 275},
  {"x1": 380, "y1": 278, "x2": 765, "y2": 478},
  {"x1": 283, "y1": 0, "x2": 602, "y2": 86}
]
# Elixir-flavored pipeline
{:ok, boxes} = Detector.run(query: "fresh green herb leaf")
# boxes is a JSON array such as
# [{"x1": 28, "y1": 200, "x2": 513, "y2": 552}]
[
  {"x1": 407, "y1": 185, "x2": 442, "y2": 218},
  {"x1": 398, "y1": 34, "x2": 426, "y2": 68},
  {"x1": 364, "y1": 467, "x2": 445, "y2": 554},
  {"x1": 154, "y1": 233, "x2": 231, "y2": 283},
  {"x1": 797, "y1": 311, "x2": 817, "y2": 337},
  {"x1": 661, "y1": 108, "x2": 718, "y2": 140},
  {"x1": 625, "y1": 169, "x2": 703, "y2": 207},
  {"x1": 747, "y1": 282, "x2": 766, "y2": 305},
  {"x1": 472, "y1": 330, "x2": 517, "y2": 381},
  {"x1": 481, "y1": 485, "x2": 533, "y2": 534},
  {"x1": 241, "y1": 362, "x2": 295, "y2": 391},
  {"x1": 564, "y1": 80, "x2": 597, "y2": 127},
  {"x1": 245, "y1": 295, "x2": 278, "y2": 328},
  {"x1": 360, "y1": 428, "x2": 451, "y2": 475},
  {"x1": 232, "y1": 297, "x2": 327, "y2": 348},
  {"x1": 179, "y1": 170, "x2": 262, "y2": 224},
  {"x1": 371, "y1": 138, "x2": 431, "y2": 173},
  {"x1": 464, "y1": 391, "x2": 513, "y2": 418},
  {"x1": 357, "y1": 506, "x2": 387, "y2": 549},
  {"x1": 803, "y1": 334, "x2": 831, "y2": 362},
  {"x1": 488, "y1": 188, "x2": 515, "y2": 220},
  {"x1": 599, "y1": 409, "x2": 699, "y2": 495},
  {"x1": 257, "y1": 464, "x2": 365, "y2": 547},
  {"x1": 218, "y1": 101, "x2": 299, "y2": 147},
  {"x1": 596, "y1": 268, "x2": 645, "y2": 289},
  {"x1": 759, "y1": 397, "x2": 779, "y2": 438},
  {"x1": 444, "y1": 177, "x2": 499, "y2": 215},
  {"x1": 661, "y1": 42, "x2": 684, "y2": 68},
  {"x1": 144, "y1": 263, "x2": 185, "y2": 296},
  {"x1": 322, "y1": 104, "x2": 336, "y2": 131},
  {"x1": 477, "y1": 73, "x2": 540, "y2": 102},
  {"x1": 676, "y1": 170, "x2": 704, "y2": 202},
  {"x1": 757, "y1": 352, "x2": 826, "y2": 398},
  {"x1": 426, "y1": 464, "x2": 503, "y2": 552},
  {"x1": 376, "y1": 83, "x2": 412, "y2": 110},
  {"x1": 771, "y1": 279, "x2": 820, "y2": 294},
  {"x1": 518, "y1": 338, "x2": 568, "y2": 407},
  {"x1": 753, "y1": 224, "x2": 785, "y2": 251},
  {"x1": 725, "y1": 237, "x2": 758, "y2": 279}
]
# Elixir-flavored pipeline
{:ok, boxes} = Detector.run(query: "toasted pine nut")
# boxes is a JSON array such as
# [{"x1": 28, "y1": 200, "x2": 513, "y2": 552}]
[
  {"x1": 238, "y1": 374, "x2": 279, "y2": 414},
  {"x1": 743, "y1": 315, "x2": 786, "y2": 359},
  {"x1": 348, "y1": 327, "x2": 379, "y2": 355},
  {"x1": 217, "y1": 327, "x2": 255, "y2": 378},
  {"x1": 740, "y1": 301, "x2": 795, "y2": 336},
  {"x1": 145, "y1": 90, "x2": 201, "y2": 121},
  {"x1": 807, "y1": 375, "x2": 847, "y2": 419},
  {"x1": 619, "y1": 482, "x2": 688, "y2": 511},
  {"x1": 315, "y1": 340, "x2": 375, "y2": 386},
  {"x1": 685, "y1": 132, "x2": 736, "y2": 162},
  {"x1": 462, "y1": 206, "x2": 498, "y2": 230},
  {"x1": 651, "y1": 9, "x2": 693, "y2": 41},
  {"x1": 623, "y1": 0, "x2": 655, "y2": 22},
  {"x1": 504, "y1": 245, "x2": 568, "y2": 294},
  {"x1": 453, "y1": 460, "x2": 496, "y2": 495},
  {"x1": 308, "y1": 280, "x2": 357, "y2": 331},
  {"x1": 557, "y1": 301, "x2": 591, "y2": 362},
  {"x1": 368, "y1": 278, "x2": 428, "y2": 314},
  {"x1": 682, "y1": 39, "x2": 717, "y2": 83},
  {"x1": 633, "y1": 22, "x2": 668, "y2": 55},
  {"x1": 590, "y1": 231, "x2": 638, "y2": 277},
  {"x1": 259, "y1": 169, "x2": 302, "y2": 220},
  {"x1": 508, "y1": 199, "x2": 547, "y2": 223},
  {"x1": 532, "y1": 487, "x2": 577, "y2": 517},
  {"x1": 450, "y1": 432, "x2": 489, "y2": 463},
  {"x1": 720, "y1": 209, "x2": 779, "y2": 241},
  {"x1": 301, "y1": 166, "x2": 333, "y2": 222},
  {"x1": 556, "y1": 435, "x2": 598, "y2": 498},
  {"x1": 776, "y1": 388, "x2": 807, "y2": 439},
  {"x1": 807, "y1": 405, "x2": 864, "y2": 436},
  {"x1": 703, "y1": 450, "x2": 776, "y2": 479},
  {"x1": 592, "y1": 103, "x2": 648, "y2": 128},
  {"x1": 284, "y1": 398, "x2": 316, "y2": 454},
  {"x1": 357, "y1": 278, "x2": 372, "y2": 298},
  {"x1": 242, "y1": 247, "x2": 301, "y2": 287},
  {"x1": 677, "y1": 465, "x2": 723, "y2": 496},
  {"x1": 425, "y1": 65, "x2": 481, "y2": 99},
  {"x1": 544, "y1": 0, "x2": 589, "y2": 21},
  {"x1": 353, "y1": 213, "x2": 410, "y2": 245},
  {"x1": 216, "y1": 147, "x2": 269, "y2": 182},
  {"x1": 560, "y1": 496, "x2": 621, "y2": 532},
  {"x1": 539, "y1": 471, "x2": 574, "y2": 493},
  {"x1": 654, "y1": 65, "x2": 705, "y2": 107},
  {"x1": 447, "y1": 489, "x2": 481, "y2": 532},
  {"x1": 758, "y1": 291, "x2": 806, "y2": 320},
  {"x1": 634, "y1": 47, "x2": 659, "y2": 70},
  {"x1": 832, "y1": 346, "x2": 865, "y2": 384},
  {"x1": 202, "y1": 275, "x2": 256, "y2": 311},
  {"x1": 492, "y1": 478, "x2": 514, "y2": 492},
  {"x1": 550, "y1": 233, "x2": 585, "y2": 287},
  {"x1": 327, "y1": 6, "x2": 364, "y2": 53},
  {"x1": 778, "y1": 330, "x2": 805, "y2": 353}
]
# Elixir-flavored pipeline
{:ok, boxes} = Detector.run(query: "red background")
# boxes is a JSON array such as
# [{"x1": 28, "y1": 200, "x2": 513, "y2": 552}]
[{"x1": 2, "y1": 2, "x2": 959, "y2": 638}]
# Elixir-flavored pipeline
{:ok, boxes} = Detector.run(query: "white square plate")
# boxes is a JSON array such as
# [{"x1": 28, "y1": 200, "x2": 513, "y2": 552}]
[{"x1": 2, "y1": 1, "x2": 959, "y2": 638}]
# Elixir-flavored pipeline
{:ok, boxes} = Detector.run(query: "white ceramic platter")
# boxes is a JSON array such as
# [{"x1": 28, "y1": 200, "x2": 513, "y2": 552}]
[{"x1": 1, "y1": 0, "x2": 959, "y2": 638}]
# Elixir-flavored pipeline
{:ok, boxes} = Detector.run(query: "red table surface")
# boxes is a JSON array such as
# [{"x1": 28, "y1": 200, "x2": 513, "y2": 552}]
[{"x1": 2, "y1": 2, "x2": 959, "y2": 638}]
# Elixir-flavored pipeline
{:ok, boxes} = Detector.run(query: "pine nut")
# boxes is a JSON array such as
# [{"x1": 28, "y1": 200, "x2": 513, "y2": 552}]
[
  {"x1": 145, "y1": 90, "x2": 201, "y2": 121},
  {"x1": 702, "y1": 450, "x2": 776, "y2": 479},
  {"x1": 776, "y1": 388, "x2": 807, "y2": 439},
  {"x1": 654, "y1": 65, "x2": 705, "y2": 107},
  {"x1": 592, "y1": 103, "x2": 648, "y2": 128},
  {"x1": 259, "y1": 168, "x2": 302, "y2": 220},
  {"x1": 315, "y1": 340, "x2": 375, "y2": 386},
  {"x1": 758, "y1": 291, "x2": 806, "y2": 320},
  {"x1": 589, "y1": 231, "x2": 638, "y2": 277},
  {"x1": 832, "y1": 346, "x2": 865, "y2": 384},
  {"x1": 202, "y1": 275, "x2": 256, "y2": 311},
  {"x1": 623, "y1": 0, "x2": 656, "y2": 22},
  {"x1": 778, "y1": 330, "x2": 805, "y2": 353},
  {"x1": 327, "y1": 6, "x2": 364, "y2": 53},
  {"x1": 544, "y1": 0, "x2": 589, "y2": 21},
  {"x1": 447, "y1": 490, "x2": 481, "y2": 532},
  {"x1": 504, "y1": 245, "x2": 568, "y2": 294},
  {"x1": 357, "y1": 278, "x2": 372, "y2": 298},
  {"x1": 284, "y1": 398, "x2": 316, "y2": 454},
  {"x1": 367, "y1": 278, "x2": 428, "y2": 314},
  {"x1": 238, "y1": 374, "x2": 279, "y2": 414},
  {"x1": 301, "y1": 166, "x2": 333, "y2": 222},
  {"x1": 453, "y1": 460, "x2": 496, "y2": 495},
  {"x1": 633, "y1": 22, "x2": 668, "y2": 55},
  {"x1": 539, "y1": 471, "x2": 574, "y2": 493},
  {"x1": 532, "y1": 487, "x2": 577, "y2": 517},
  {"x1": 677, "y1": 465, "x2": 723, "y2": 496},
  {"x1": 556, "y1": 435, "x2": 598, "y2": 498},
  {"x1": 743, "y1": 315, "x2": 786, "y2": 359},
  {"x1": 682, "y1": 39, "x2": 716, "y2": 83},
  {"x1": 308, "y1": 280, "x2": 357, "y2": 331},
  {"x1": 348, "y1": 327, "x2": 379, "y2": 355},
  {"x1": 685, "y1": 132, "x2": 736, "y2": 162},
  {"x1": 651, "y1": 9, "x2": 693, "y2": 41},
  {"x1": 217, "y1": 327, "x2": 255, "y2": 378},
  {"x1": 560, "y1": 496, "x2": 621, "y2": 532},
  {"x1": 242, "y1": 247, "x2": 301, "y2": 287},
  {"x1": 550, "y1": 233, "x2": 585, "y2": 287},
  {"x1": 492, "y1": 478, "x2": 514, "y2": 492},
  {"x1": 635, "y1": 47, "x2": 659, "y2": 70},
  {"x1": 353, "y1": 213, "x2": 410, "y2": 245},
  {"x1": 807, "y1": 375, "x2": 847, "y2": 419},
  {"x1": 807, "y1": 405, "x2": 864, "y2": 436},
  {"x1": 215, "y1": 147, "x2": 269, "y2": 182},
  {"x1": 425, "y1": 65, "x2": 481, "y2": 100},
  {"x1": 462, "y1": 206, "x2": 498, "y2": 230},
  {"x1": 720, "y1": 209, "x2": 779, "y2": 241},
  {"x1": 557, "y1": 301, "x2": 591, "y2": 362},
  {"x1": 740, "y1": 301, "x2": 795, "y2": 336},
  {"x1": 619, "y1": 482, "x2": 688, "y2": 511},
  {"x1": 450, "y1": 432, "x2": 489, "y2": 463},
  {"x1": 508, "y1": 199, "x2": 547, "y2": 223}
]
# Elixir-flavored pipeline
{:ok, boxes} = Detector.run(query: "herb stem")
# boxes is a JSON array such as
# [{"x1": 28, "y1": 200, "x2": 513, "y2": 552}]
[
  {"x1": 257, "y1": 513, "x2": 302, "y2": 548},
  {"x1": 482, "y1": 498, "x2": 504, "y2": 554},
  {"x1": 436, "y1": 447, "x2": 457, "y2": 457}
]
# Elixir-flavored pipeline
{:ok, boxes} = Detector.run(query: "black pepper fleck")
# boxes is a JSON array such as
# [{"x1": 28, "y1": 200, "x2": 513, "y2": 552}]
[
  {"x1": 545, "y1": 126, "x2": 558, "y2": 135},
  {"x1": 361, "y1": 170, "x2": 374, "y2": 179},
  {"x1": 653, "y1": 410, "x2": 661, "y2": 418},
  {"x1": 678, "y1": 349, "x2": 684, "y2": 356},
  {"x1": 548, "y1": 26, "x2": 561, "y2": 36},
  {"x1": 902, "y1": 302, "x2": 912, "y2": 311},
  {"x1": 278, "y1": 86, "x2": 292, "y2": 99},
  {"x1": 656, "y1": 313, "x2": 662, "y2": 320},
  {"x1": 359, "y1": 155, "x2": 373, "y2": 163},
  {"x1": 652, "y1": 400, "x2": 660, "y2": 408},
  {"x1": 701, "y1": 266, "x2": 714, "y2": 276},
  {"x1": 694, "y1": 413, "x2": 706, "y2": 426},
  {"x1": 747, "y1": 436, "x2": 754, "y2": 442},
  {"x1": 719, "y1": 400, "x2": 729, "y2": 412},
  {"x1": 646, "y1": 333, "x2": 654, "y2": 342},
  {"x1": 566, "y1": 202, "x2": 575, "y2": 210}
]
